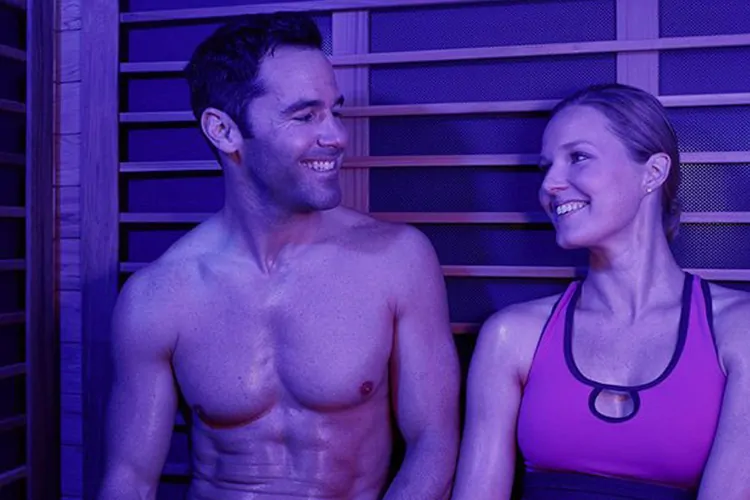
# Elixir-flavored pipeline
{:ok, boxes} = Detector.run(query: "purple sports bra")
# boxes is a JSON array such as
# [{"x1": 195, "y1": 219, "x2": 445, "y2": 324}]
[{"x1": 517, "y1": 273, "x2": 726, "y2": 490}]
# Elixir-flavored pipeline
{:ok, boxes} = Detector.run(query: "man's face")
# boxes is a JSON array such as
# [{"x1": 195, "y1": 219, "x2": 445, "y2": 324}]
[{"x1": 240, "y1": 46, "x2": 348, "y2": 214}]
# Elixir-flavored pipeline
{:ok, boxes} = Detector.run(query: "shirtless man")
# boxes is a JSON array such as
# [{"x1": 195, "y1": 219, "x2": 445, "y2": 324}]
[{"x1": 99, "y1": 12, "x2": 460, "y2": 500}]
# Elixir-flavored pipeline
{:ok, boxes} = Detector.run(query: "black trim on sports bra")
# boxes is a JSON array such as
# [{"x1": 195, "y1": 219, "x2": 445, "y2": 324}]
[{"x1": 563, "y1": 273, "x2": 693, "y2": 423}]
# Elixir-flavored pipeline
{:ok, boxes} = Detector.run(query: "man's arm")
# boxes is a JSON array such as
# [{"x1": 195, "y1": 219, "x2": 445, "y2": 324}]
[
  {"x1": 698, "y1": 293, "x2": 750, "y2": 500},
  {"x1": 98, "y1": 269, "x2": 180, "y2": 500},
  {"x1": 382, "y1": 226, "x2": 461, "y2": 500}
]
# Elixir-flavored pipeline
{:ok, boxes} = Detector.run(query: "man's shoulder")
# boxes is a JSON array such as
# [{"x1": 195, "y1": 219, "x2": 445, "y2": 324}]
[
  {"x1": 113, "y1": 255, "x2": 204, "y2": 346},
  {"x1": 330, "y1": 207, "x2": 435, "y2": 258}
]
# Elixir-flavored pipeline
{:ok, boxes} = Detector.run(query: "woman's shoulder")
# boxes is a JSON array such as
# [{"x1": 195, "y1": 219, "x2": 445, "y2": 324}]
[
  {"x1": 473, "y1": 291, "x2": 568, "y2": 380},
  {"x1": 706, "y1": 282, "x2": 750, "y2": 373}
]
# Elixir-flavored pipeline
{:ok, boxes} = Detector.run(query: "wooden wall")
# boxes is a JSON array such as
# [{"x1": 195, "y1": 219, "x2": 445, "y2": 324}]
[
  {"x1": 54, "y1": 0, "x2": 750, "y2": 498},
  {"x1": 55, "y1": 0, "x2": 83, "y2": 497}
]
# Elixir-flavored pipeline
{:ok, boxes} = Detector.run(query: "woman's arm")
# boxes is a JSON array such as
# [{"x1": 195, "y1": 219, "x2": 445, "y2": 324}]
[
  {"x1": 452, "y1": 300, "x2": 551, "y2": 500},
  {"x1": 698, "y1": 291, "x2": 750, "y2": 500}
]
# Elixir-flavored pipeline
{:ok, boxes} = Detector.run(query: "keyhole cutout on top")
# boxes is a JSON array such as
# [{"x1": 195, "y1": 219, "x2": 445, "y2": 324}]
[{"x1": 589, "y1": 388, "x2": 640, "y2": 422}]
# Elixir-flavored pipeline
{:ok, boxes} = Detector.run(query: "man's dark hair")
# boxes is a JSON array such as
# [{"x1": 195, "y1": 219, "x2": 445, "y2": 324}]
[{"x1": 184, "y1": 12, "x2": 323, "y2": 137}]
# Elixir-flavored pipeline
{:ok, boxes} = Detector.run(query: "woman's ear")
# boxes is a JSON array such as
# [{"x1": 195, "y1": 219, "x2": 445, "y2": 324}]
[{"x1": 643, "y1": 152, "x2": 671, "y2": 194}]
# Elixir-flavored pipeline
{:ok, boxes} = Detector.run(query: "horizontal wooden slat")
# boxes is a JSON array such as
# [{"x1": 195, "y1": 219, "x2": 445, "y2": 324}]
[
  {"x1": 0, "y1": 44, "x2": 25, "y2": 62},
  {"x1": 0, "y1": 152, "x2": 25, "y2": 166},
  {"x1": 119, "y1": 211, "x2": 750, "y2": 225},
  {"x1": 452, "y1": 322, "x2": 480, "y2": 334},
  {"x1": 120, "y1": 0, "x2": 504, "y2": 24},
  {"x1": 0, "y1": 465, "x2": 26, "y2": 487},
  {"x1": 0, "y1": 312, "x2": 24, "y2": 326},
  {"x1": 375, "y1": 212, "x2": 550, "y2": 224},
  {"x1": 0, "y1": 260, "x2": 25, "y2": 271},
  {"x1": 660, "y1": 92, "x2": 750, "y2": 108},
  {"x1": 442, "y1": 266, "x2": 750, "y2": 282},
  {"x1": 681, "y1": 152, "x2": 750, "y2": 164},
  {"x1": 0, "y1": 362, "x2": 25, "y2": 380},
  {"x1": 119, "y1": 152, "x2": 750, "y2": 174},
  {"x1": 0, "y1": 99, "x2": 25, "y2": 114},
  {"x1": 0, "y1": 415, "x2": 25, "y2": 432},
  {"x1": 0, "y1": 206, "x2": 25, "y2": 218},
  {"x1": 119, "y1": 92, "x2": 750, "y2": 123},
  {"x1": 0, "y1": 0, "x2": 26, "y2": 9},
  {"x1": 119, "y1": 33, "x2": 750, "y2": 73},
  {"x1": 119, "y1": 261, "x2": 750, "y2": 283}
]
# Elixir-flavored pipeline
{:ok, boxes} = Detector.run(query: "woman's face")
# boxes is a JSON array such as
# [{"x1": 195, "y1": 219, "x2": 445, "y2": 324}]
[{"x1": 538, "y1": 105, "x2": 649, "y2": 250}]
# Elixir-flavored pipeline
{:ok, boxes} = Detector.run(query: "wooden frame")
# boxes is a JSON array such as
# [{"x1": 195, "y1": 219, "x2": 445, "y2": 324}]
[
  {"x1": 120, "y1": 0, "x2": 501, "y2": 23},
  {"x1": 71, "y1": 0, "x2": 750, "y2": 489},
  {"x1": 80, "y1": 0, "x2": 120, "y2": 496},
  {"x1": 25, "y1": 0, "x2": 58, "y2": 496},
  {"x1": 119, "y1": 33, "x2": 750, "y2": 74}
]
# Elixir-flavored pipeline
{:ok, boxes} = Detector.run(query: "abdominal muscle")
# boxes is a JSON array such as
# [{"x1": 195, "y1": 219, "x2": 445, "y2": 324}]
[{"x1": 185, "y1": 395, "x2": 393, "y2": 500}]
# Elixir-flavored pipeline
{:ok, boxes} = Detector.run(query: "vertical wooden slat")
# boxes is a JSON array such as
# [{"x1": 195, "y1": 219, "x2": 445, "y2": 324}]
[
  {"x1": 80, "y1": 0, "x2": 119, "y2": 496},
  {"x1": 616, "y1": 0, "x2": 659, "y2": 93},
  {"x1": 26, "y1": 0, "x2": 59, "y2": 497},
  {"x1": 332, "y1": 11, "x2": 370, "y2": 213}
]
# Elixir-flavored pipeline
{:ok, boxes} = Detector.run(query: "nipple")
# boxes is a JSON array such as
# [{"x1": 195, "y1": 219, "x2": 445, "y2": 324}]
[{"x1": 359, "y1": 381, "x2": 374, "y2": 397}]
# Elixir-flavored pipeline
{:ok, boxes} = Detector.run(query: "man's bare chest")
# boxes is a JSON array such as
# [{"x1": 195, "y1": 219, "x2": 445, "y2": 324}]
[{"x1": 171, "y1": 274, "x2": 394, "y2": 428}]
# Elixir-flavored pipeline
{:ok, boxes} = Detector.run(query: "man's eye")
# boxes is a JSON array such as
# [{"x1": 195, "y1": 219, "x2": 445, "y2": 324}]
[{"x1": 294, "y1": 113, "x2": 314, "y2": 122}]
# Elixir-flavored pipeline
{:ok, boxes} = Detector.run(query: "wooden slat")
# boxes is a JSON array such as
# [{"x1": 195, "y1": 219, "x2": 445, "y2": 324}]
[
  {"x1": 118, "y1": 211, "x2": 750, "y2": 225},
  {"x1": 0, "y1": 259, "x2": 25, "y2": 271},
  {"x1": 333, "y1": 10, "x2": 370, "y2": 213},
  {"x1": 0, "y1": 312, "x2": 25, "y2": 326},
  {"x1": 80, "y1": 0, "x2": 120, "y2": 496},
  {"x1": 451, "y1": 323, "x2": 479, "y2": 335},
  {"x1": 119, "y1": 262, "x2": 750, "y2": 283},
  {"x1": 118, "y1": 93, "x2": 750, "y2": 123},
  {"x1": 0, "y1": 152, "x2": 25, "y2": 166},
  {"x1": 118, "y1": 152, "x2": 750, "y2": 174},
  {"x1": 375, "y1": 212, "x2": 550, "y2": 224},
  {"x1": 120, "y1": 160, "x2": 219, "y2": 173},
  {"x1": 0, "y1": 363, "x2": 26, "y2": 380},
  {"x1": 0, "y1": 466, "x2": 26, "y2": 487},
  {"x1": 616, "y1": 0, "x2": 658, "y2": 92},
  {"x1": 0, "y1": 206, "x2": 25, "y2": 217},
  {"x1": 681, "y1": 152, "x2": 750, "y2": 164},
  {"x1": 0, "y1": 415, "x2": 26, "y2": 432},
  {"x1": 0, "y1": 0, "x2": 26, "y2": 9},
  {"x1": 0, "y1": 99, "x2": 25, "y2": 114},
  {"x1": 120, "y1": 0, "x2": 503, "y2": 24},
  {"x1": 27, "y1": 0, "x2": 59, "y2": 495},
  {"x1": 0, "y1": 44, "x2": 26, "y2": 62},
  {"x1": 343, "y1": 154, "x2": 541, "y2": 168},
  {"x1": 443, "y1": 265, "x2": 582, "y2": 278},
  {"x1": 660, "y1": 92, "x2": 750, "y2": 108},
  {"x1": 119, "y1": 33, "x2": 750, "y2": 73}
]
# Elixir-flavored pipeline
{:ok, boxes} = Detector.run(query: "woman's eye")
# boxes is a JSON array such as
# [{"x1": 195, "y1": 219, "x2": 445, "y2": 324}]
[{"x1": 571, "y1": 151, "x2": 589, "y2": 163}]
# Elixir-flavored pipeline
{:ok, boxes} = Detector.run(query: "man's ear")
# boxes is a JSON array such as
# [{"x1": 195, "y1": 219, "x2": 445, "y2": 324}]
[
  {"x1": 200, "y1": 107, "x2": 244, "y2": 156},
  {"x1": 643, "y1": 152, "x2": 671, "y2": 194}
]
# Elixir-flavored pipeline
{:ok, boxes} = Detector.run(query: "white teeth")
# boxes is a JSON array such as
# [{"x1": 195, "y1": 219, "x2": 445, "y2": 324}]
[
  {"x1": 303, "y1": 160, "x2": 336, "y2": 172},
  {"x1": 555, "y1": 201, "x2": 588, "y2": 216}
]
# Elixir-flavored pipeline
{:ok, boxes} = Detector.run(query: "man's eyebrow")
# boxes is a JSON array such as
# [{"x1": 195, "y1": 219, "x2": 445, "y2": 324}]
[{"x1": 282, "y1": 95, "x2": 345, "y2": 115}]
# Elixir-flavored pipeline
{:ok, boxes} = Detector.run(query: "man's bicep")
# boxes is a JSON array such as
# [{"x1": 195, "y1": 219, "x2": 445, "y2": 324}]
[
  {"x1": 390, "y1": 229, "x2": 460, "y2": 440},
  {"x1": 103, "y1": 288, "x2": 179, "y2": 488}
]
